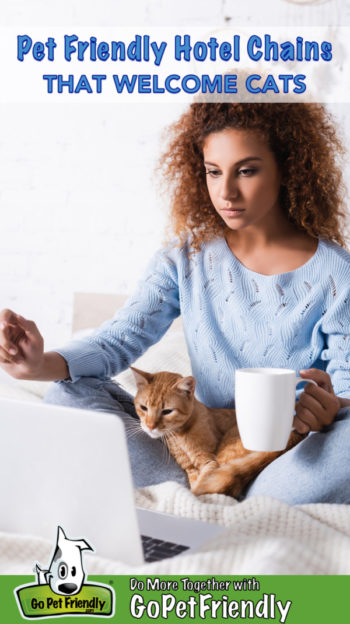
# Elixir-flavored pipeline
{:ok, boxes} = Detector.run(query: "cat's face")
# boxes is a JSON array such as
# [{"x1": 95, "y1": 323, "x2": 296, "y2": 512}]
[{"x1": 131, "y1": 367, "x2": 196, "y2": 439}]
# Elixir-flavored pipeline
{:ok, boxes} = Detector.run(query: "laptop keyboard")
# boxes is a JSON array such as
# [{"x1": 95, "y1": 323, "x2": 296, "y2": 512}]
[{"x1": 141, "y1": 534, "x2": 190, "y2": 562}]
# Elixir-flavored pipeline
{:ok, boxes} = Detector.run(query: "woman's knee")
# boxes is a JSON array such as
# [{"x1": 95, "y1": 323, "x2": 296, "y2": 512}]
[
  {"x1": 44, "y1": 376, "x2": 102, "y2": 405},
  {"x1": 43, "y1": 376, "x2": 134, "y2": 415}
]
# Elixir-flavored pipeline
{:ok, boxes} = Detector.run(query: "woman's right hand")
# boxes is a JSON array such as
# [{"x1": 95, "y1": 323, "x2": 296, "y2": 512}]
[{"x1": 0, "y1": 309, "x2": 45, "y2": 379}]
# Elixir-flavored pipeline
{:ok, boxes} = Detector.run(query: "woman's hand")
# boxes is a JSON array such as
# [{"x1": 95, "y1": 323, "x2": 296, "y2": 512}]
[
  {"x1": 294, "y1": 368, "x2": 341, "y2": 434},
  {"x1": 0, "y1": 309, "x2": 45, "y2": 379}
]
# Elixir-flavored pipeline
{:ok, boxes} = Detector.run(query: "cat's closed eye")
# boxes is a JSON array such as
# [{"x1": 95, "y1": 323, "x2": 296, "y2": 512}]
[
  {"x1": 161, "y1": 409, "x2": 173, "y2": 416},
  {"x1": 139, "y1": 404, "x2": 147, "y2": 411}
]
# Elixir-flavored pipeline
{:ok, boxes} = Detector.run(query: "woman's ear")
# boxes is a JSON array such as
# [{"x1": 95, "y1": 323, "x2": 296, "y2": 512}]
[
  {"x1": 173, "y1": 376, "x2": 196, "y2": 397},
  {"x1": 130, "y1": 366, "x2": 154, "y2": 389}
]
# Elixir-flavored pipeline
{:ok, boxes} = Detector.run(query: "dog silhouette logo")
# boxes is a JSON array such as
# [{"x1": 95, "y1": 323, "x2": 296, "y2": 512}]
[
  {"x1": 15, "y1": 526, "x2": 115, "y2": 619},
  {"x1": 35, "y1": 526, "x2": 93, "y2": 596}
]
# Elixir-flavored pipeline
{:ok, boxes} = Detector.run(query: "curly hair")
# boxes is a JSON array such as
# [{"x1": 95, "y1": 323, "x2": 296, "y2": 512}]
[{"x1": 159, "y1": 103, "x2": 347, "y2": 251}]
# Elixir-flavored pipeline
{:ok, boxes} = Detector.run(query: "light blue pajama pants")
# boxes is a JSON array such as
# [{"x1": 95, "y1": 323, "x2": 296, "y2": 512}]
[{"x1": 44, "y1": 376, "x2": 350, "y2": 505}]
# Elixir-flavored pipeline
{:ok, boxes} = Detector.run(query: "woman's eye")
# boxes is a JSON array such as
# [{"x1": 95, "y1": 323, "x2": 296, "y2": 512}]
[
  {"x1": 161, "y1": 409, "x2": 173, "y2": 416},
  {"x1": 205, "y1": 169, "x2": 221, "y2": 178},
  {"x1": 140, "y1": 405, "x2": 147, "y2": 411},
  {"x1": 238, "y1": 168, "x2": 256, "y2": 177}
]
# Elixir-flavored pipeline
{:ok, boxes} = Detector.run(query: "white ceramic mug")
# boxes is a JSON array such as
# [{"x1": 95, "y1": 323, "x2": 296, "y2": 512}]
[{"x1": 234, "y1": 368, "x2": 317, "y2": 452}]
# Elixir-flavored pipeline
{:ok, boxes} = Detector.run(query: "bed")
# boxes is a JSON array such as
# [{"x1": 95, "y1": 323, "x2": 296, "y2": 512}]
[{"x1": 1, "y1": 293, "x2": 350, "y2": 574}]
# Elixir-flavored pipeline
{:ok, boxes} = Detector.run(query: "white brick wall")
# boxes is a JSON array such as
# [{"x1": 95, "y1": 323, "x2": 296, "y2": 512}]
[
  {"x1": 1, "y1": 1, "x2": 350, "y2": 350},
  {"x1": 0, "y1": 101, "x2": 186, "y2": 347}
]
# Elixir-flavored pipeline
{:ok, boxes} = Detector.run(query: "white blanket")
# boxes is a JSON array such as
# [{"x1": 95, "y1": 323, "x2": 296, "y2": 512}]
[{"x1": 1, "y1": 481, "x2": 350, "y2": 575}]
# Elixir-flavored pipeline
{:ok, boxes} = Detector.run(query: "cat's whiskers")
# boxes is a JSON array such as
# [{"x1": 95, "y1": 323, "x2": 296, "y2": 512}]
[
  {"x1": 124, "y1": 419, "x2": 145, "y2": 439},
  {"x1": 160, "y1": 437, "x2": 170, "y2": 465},
  {"x1": 128, "y1": 429, "x2": 145, "y2": 440},
  {"x1": 162, "y1": 431, "x2": 176, "y2": 465}
]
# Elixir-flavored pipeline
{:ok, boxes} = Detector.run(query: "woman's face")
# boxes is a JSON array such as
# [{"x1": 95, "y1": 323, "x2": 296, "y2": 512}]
[{"x1": 203, "y1": 128, "x2": 282, "y2": 232}]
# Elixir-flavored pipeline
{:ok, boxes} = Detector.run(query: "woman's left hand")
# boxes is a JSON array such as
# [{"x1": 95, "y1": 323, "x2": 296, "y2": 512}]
[{"x1": 294, "y1": 368, "x2": 341, "y2": 434}]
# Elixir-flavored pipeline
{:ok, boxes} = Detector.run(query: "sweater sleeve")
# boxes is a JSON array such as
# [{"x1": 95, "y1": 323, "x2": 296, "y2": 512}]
[
  {"x1": 320, "y1": 286, "x2": 350, "y2": 399},
  {"x1": 56, "y1": 247, "x2": 180, "y2": 382}
]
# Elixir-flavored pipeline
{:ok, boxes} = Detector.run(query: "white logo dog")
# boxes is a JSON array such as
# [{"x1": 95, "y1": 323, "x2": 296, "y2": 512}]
[{"x1": 36, "y1": 526, "x2": 93, "y2": 595}]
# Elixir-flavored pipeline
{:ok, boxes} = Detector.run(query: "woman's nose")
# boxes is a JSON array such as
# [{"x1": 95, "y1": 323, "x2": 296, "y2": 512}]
[{"x1": 219, "y1": 175, "x2": 239, "y2": 201}]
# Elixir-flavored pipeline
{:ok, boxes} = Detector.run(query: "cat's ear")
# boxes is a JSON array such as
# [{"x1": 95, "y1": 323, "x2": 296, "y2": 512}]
[
  {"x1": 130, "y1": 366, "x2": 154, "y2": 389},
  {"x1": 173, "y1": 376, "x2": 196, "y2": 397}
]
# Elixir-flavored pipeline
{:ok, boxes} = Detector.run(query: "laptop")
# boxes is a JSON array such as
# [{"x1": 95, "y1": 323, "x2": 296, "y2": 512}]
[{"x1": 0, "y1": 398, "x2": 224, "y2": 566}]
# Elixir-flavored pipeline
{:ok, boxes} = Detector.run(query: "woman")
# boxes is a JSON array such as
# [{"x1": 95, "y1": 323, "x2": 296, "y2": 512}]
[{"x1": 1, "y1": 102, "x2": 349, "y2": 503}]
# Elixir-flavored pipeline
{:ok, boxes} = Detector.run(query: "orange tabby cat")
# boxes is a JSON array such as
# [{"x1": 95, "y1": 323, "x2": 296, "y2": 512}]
[{"x1": 131, "y1": 367, "x2": 305, "y2": 498}]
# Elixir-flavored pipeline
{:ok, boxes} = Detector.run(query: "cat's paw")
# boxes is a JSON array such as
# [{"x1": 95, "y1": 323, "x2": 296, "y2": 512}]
[
  {"x1": 191, "y1": 465, "x2": 233, "y2": 496},
  {"x1": 191, "y1": 479, "x2": 213, "y2": 496},
  {"x1": 187, "y1": 469, "x2": 200, "y2": 488},
  {"x1": 191, "y1": 476, "x2": 224, "y2": 496}
]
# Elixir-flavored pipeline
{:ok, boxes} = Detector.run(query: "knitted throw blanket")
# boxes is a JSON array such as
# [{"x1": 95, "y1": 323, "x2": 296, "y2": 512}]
[{"x1": 1, "y1": 482, "x2": 350, "y2": 575}]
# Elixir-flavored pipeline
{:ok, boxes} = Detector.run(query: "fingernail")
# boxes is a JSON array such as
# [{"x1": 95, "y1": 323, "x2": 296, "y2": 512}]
[
  {"x1": 9, "y1": 347, "x2": 16, "y2": 355},
  {"x1": 300, "y1": 370, "x2": 307, "y2": 374}
]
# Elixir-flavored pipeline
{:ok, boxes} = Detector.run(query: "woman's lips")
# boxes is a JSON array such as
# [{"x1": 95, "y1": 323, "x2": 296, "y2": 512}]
[{"x1": 221, "y1": 208, "x2": 245, "y2": 217}]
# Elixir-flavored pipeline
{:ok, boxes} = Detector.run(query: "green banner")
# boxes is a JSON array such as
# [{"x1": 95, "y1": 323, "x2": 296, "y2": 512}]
[{"x1": 1, "y1": 574, "x2": 349, "y2": 623}]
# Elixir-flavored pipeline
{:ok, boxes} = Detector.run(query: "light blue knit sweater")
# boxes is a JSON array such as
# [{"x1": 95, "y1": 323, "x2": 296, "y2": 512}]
[{"x1": 58, "y1": 237, "x2": 350, "y2": 407}]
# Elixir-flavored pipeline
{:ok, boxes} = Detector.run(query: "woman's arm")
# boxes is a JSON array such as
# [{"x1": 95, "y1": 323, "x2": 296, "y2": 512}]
[
  {"x1": 294, "y1": 278, "x2": 350, "y2": 432},
  {"x1": 320, "y1": 280, "x2": 350, "y2": 400},
  {"x1": 0, "y1": 246, "x2": 181, "y2": 382}
]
